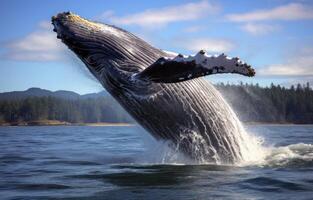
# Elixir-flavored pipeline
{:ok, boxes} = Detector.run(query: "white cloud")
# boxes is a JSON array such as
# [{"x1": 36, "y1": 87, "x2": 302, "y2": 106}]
[
  {"x1": 3, "y1": 21, "x2": 65, "y2": 62},
  {"x1": 227, "y1": 3, "x2": 313, "y2": 22},
  {"x1": 259, "y1": 48, "x2": 313, "y2": 76},
  {"x1": 240, "y1": 23, "x2": 279, "y2": 35},
  {"x1": 183, "y1": 25, "x2": 205, "y2": 33},
  {"x1": 96, "y1": 10, "x2": 115, "y2": 20},
  {"x1": 105, "y1": 1, "x2": 219, "y2": 28},
  {"x1": 175, "y1": 38, "x2": 234, "y2": 53}
]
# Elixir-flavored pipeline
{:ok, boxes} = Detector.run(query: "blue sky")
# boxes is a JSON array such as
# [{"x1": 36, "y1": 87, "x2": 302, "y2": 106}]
[{"x1": 1, "y1": 0, "x2": 313, "y2": 94}]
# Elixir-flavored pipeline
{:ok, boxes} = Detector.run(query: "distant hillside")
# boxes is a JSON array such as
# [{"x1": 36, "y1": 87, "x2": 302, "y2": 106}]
[
  {"x1": 0, "y1": 88, "x2": 133, "y2": 125},
  {"x1": 0, "y1": 87, "x2": 108, "y2": 100}
]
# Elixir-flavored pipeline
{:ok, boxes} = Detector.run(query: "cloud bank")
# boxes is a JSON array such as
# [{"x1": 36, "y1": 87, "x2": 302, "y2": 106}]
[
  {"x1": 103, "y1": 0, "x2": 219, "y2": 28},
  {"x1": 259, "y1": 48, "x2": 313, "y2": 76},
  {"x1": 240, "y1": 23, "x2": 279, "y2": 35},
  {"x1": 227, "y1": 3, "x2": 313, "y2": 35},
  {"x1": 3, "y1": 21, "x2": 65, "y2": 62},
  {"x1": 174, "y1": 38, "x2": 234, "y2": 53},
  {"x1": 226, "y1": 3, "x2": 313, "y2": 22}
]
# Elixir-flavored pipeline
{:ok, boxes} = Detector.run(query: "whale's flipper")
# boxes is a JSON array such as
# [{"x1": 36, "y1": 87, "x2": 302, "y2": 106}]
[{"x1": 135, "y1": 50, "x2": 255, "y2": 83}]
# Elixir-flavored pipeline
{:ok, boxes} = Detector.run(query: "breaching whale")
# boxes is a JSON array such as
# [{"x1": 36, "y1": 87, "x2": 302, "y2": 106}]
[{"x1": 52, "y1": 12, "x2": 257, "y2": 164}]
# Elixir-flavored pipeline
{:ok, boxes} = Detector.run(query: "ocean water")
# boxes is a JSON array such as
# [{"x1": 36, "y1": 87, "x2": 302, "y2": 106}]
[{"x1": 0, "y1": 125, "x2": 313, "y2": 200}]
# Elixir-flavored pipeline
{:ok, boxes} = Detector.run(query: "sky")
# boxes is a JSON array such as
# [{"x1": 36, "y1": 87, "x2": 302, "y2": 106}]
[{"x1": 0, "y1": 0, "x2": 313, "y2": 94}]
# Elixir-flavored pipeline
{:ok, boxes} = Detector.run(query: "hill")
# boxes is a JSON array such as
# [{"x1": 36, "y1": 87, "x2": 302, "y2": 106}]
[
  {"x1": 0, "y1": 87, "x2": 108, "y2": 100},
  {"x1": 0, "y1": 88, "x2": 132, "y2": 125}
]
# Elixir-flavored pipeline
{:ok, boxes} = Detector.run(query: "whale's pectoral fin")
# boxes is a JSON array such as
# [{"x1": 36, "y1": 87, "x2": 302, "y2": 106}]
[{"x1": 135, "y1": 50, "x2": 255, "y2": 83}]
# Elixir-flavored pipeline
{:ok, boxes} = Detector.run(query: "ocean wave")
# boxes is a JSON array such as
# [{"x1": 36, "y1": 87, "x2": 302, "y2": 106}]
[{"x1": 263, "y1": 143, "x2": 313, "y2": 168}]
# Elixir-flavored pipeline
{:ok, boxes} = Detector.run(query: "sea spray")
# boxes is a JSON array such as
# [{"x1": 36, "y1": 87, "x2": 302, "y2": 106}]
[
  {"x1": 136, "y1": 126, "x2": 192, "y2": 164},
  {"x1": 135, "y1": 82, "x2": 267, "y2": 165},
  {"x1": 177, "y1": 83, "x2": 266, "y2": 164}
]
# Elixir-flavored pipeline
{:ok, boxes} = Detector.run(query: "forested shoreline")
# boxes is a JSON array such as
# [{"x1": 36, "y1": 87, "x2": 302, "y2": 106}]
[
  {"x1": 0, "y1": 83, "x2": 312, "y2": 125},
  {"x1": 216, "y1": 82, "x2": 313, "y2": 124},
  {"x1": 0, "y1": 96, "x2": 133, "y2": 125}
]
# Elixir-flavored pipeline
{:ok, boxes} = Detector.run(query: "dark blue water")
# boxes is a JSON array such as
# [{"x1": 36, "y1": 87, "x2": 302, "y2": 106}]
[{"x1": 1, "y1": 125, "x2": 313, "y2": 200}]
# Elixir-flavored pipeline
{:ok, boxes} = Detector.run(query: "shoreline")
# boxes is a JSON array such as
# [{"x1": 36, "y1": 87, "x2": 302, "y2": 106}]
[
  {"x1": 1, "y1": 120, "x2": 313, "y2": 127},
  {"x1": 1, "y1": 124, "x2": 313, "y2": 127},
  {"x1": 80, "y1": 122, "x2": 134, "y2": 127},
  {"x1": 243, "y1": 122, "x2": 313, "y2": 126},
  {"x1": 0, "y1": 120, "x2": 135, "y2": 127}
]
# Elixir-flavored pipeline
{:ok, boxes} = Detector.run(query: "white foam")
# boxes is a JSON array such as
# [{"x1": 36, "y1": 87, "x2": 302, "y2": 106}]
[{"x1": 262, "y1": 143, "x2": 313, "y2": 167}]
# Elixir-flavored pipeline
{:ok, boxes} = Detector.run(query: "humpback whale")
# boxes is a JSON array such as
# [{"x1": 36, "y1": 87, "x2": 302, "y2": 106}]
[{"x1": 52, "y1": 12, "x2": 258, "y2": 164}]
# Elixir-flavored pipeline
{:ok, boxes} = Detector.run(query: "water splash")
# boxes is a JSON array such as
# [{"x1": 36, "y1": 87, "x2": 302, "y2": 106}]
[
  {"x1": 140, "y1": 131, "x2": 313, "y2": 169},
  {"x1": 214, "y1": 91, "x2": 266, "y2": 165},
  {"x1": 174, "y1": 82, "x2": 266, "y2": 165},
  {"x1": 135, "y1": 81, "x2": 267, "y2": 165},
  {"x1": 263, "y1": 143, "x2": 313, "y2": 168}
]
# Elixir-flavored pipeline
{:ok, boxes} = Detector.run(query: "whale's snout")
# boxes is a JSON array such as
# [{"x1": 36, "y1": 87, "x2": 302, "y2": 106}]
[
  {"x1": 51, "y1": 12, "x2": 104, "y2": 49},
  {"x1": 52, "y1": 12, "x2": 69, "y2": 38},
  {"x1": 52, "y1": 12, "x2": 131, "y2": 77}
]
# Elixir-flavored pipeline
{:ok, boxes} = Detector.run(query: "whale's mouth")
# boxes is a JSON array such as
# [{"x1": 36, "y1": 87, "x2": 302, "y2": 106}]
[
  {"x1": 51, "y1": 12, "x2": 126, "y2": 59},
  {"x1": 52, "y1": 12, "x2": 125, "y2": 45},
  {"x1": 51, "y1": 12, "x2": 88, "y2": 49},
  {"x1": 51, "y1": 12, "x2": 115, "y2": 77}
]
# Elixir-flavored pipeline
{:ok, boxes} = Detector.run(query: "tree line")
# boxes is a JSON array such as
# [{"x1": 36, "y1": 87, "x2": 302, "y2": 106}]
[
  {"x1": 216, "y1": 82, "x2": 313, "y2": 124},
  {"x1": 0, "y1": 96, "x2": 133, "y2": 124},
  {"x1": 0, "y1": 82, "x2": 312, "y2": 124}
]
